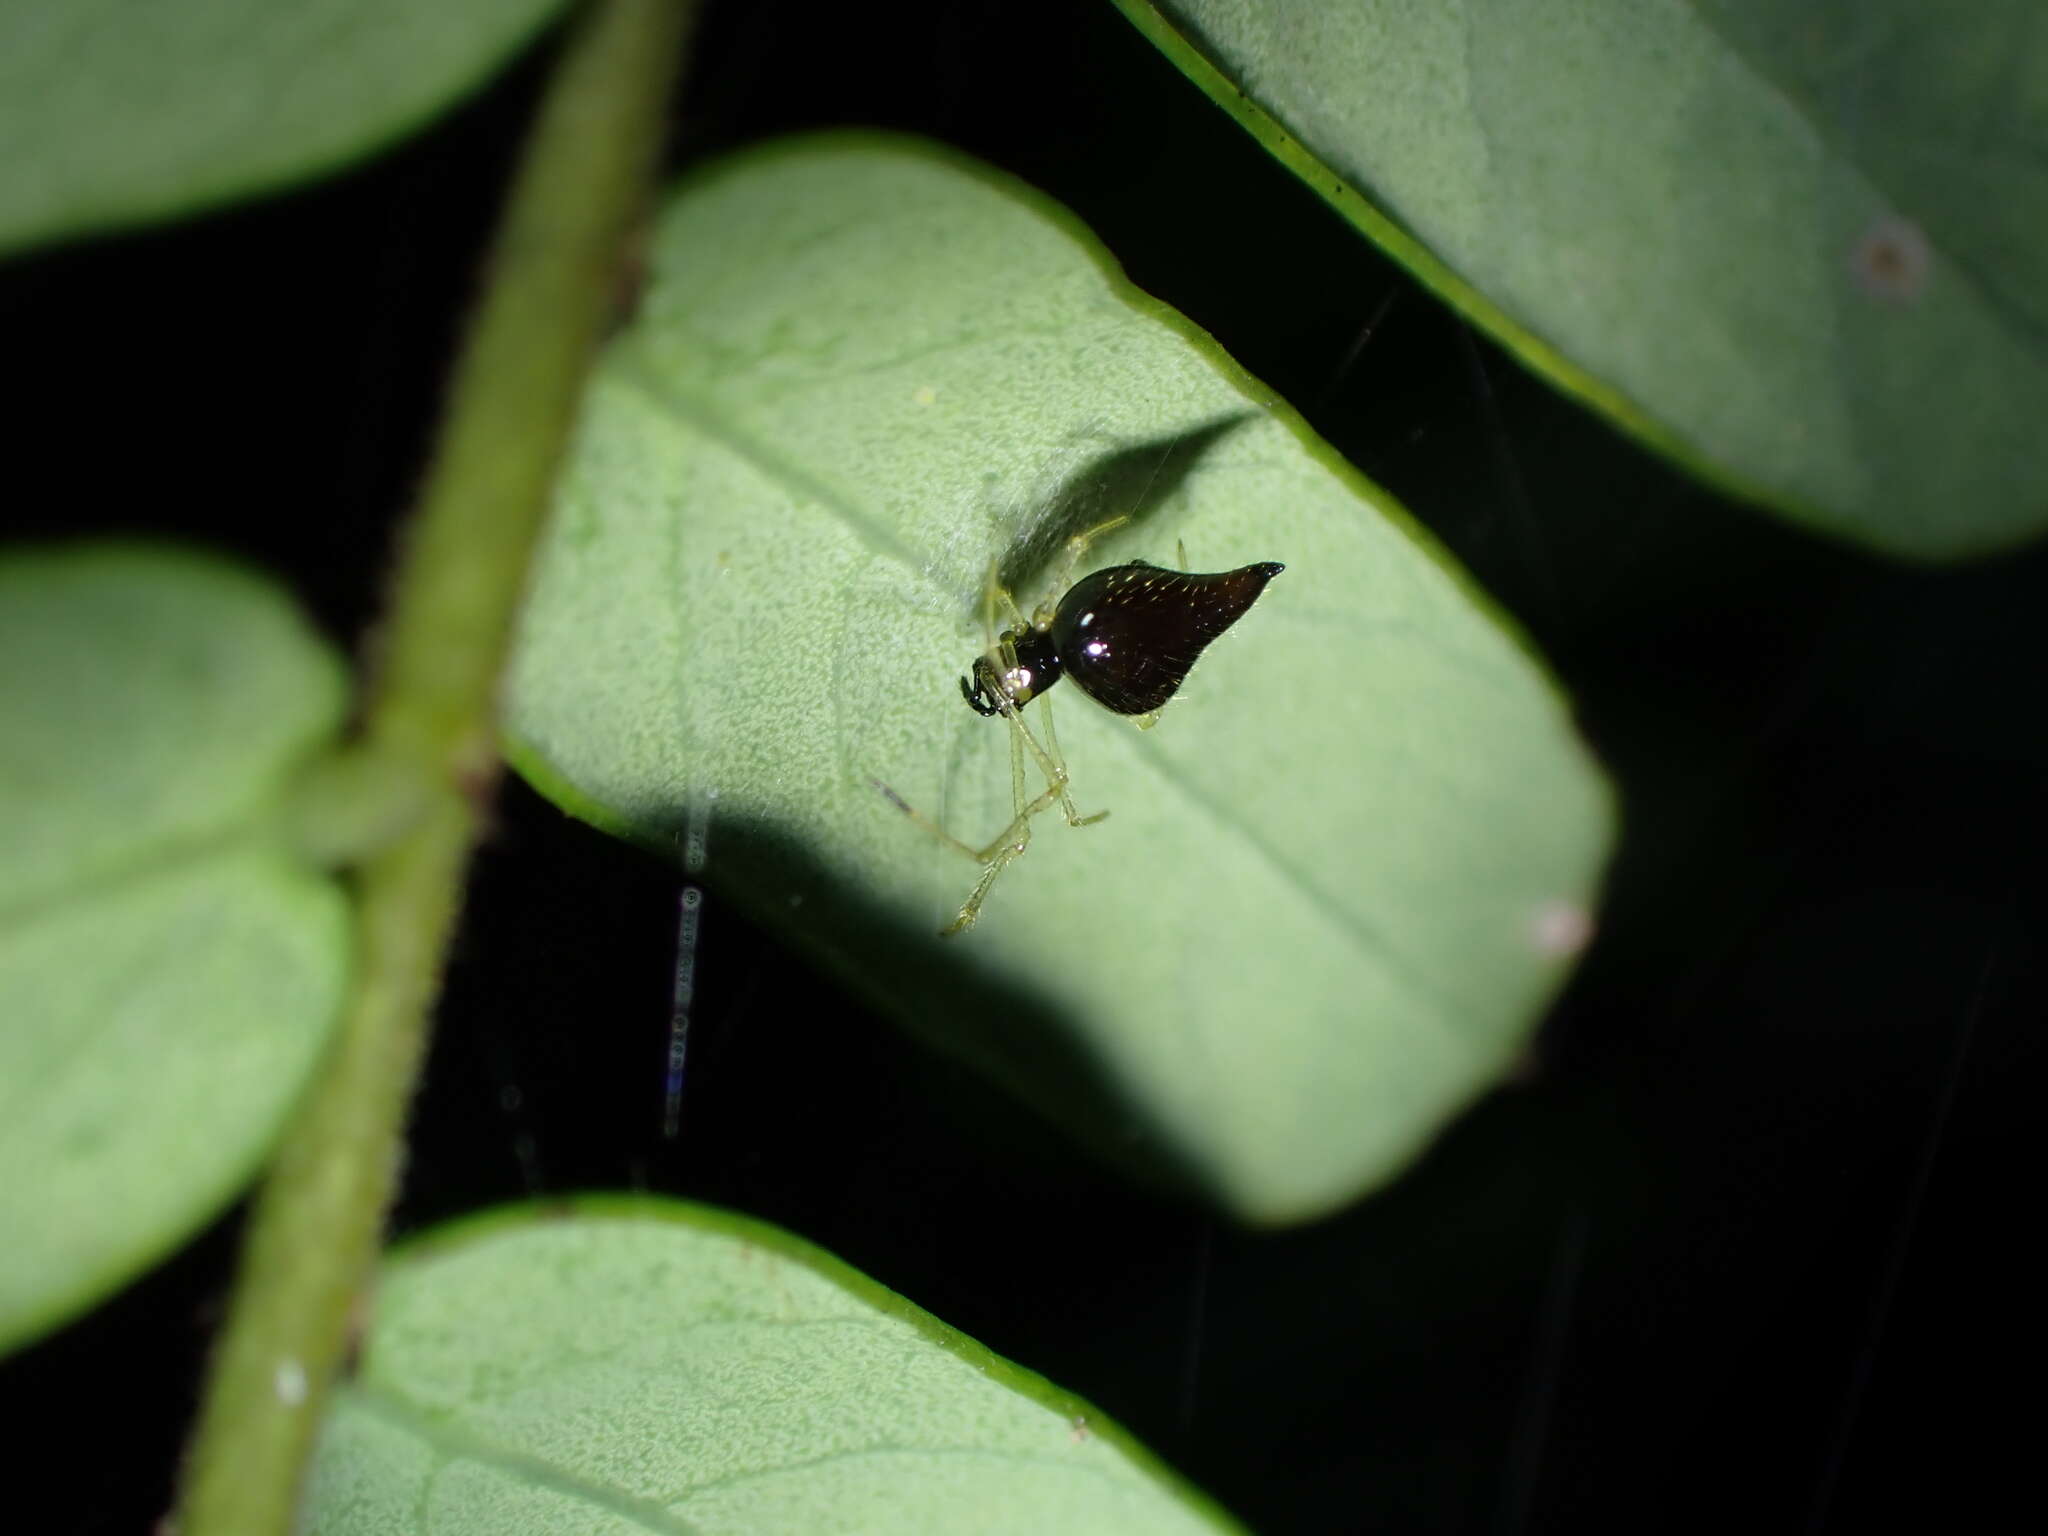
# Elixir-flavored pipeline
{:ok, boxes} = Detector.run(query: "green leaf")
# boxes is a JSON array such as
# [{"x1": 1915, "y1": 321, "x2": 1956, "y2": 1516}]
[
  {"x1": 0, "y1": 544, "x2": 350, "y2": 1353},
  {"x1": 1115, "y1": 0, "x2": 2048, "y2": 560},
  {"x1": 0, "y1": 0, "x2": 566, "y2": 255},
  {"x1": 309, "y1": 1197, "x2": 1242, "y2": 1534},
  {"x1": 506, "y1": 134, "x2": 1612, "y2": 1225}
]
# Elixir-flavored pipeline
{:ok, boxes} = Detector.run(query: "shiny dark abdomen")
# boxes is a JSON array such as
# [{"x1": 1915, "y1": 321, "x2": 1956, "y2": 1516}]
[{"x1": 1049, "y1": 560, "x2": 1283, "y2": 716}]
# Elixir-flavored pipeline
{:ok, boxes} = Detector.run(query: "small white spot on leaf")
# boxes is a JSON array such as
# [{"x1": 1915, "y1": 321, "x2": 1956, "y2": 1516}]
[
  {"x1": 1528, "y1": 900, "x2": 1594, "y2": 958},
  {"x1": 275, "y1": 1357, "x2": 307, "y2": 1406}
]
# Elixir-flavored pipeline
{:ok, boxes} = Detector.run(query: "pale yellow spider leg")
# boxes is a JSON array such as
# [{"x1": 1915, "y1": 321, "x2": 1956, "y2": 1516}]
[
  {"x1": 984, "y1": 550, "x2": 1095, "y2": 827},
  {"x1": 941, "y1": 768, "x2": 1071, "y2": 934},
  {"x1": 872, "y1": 711, "x2": 1065, "y2": 935},
  {"x1": 1033, "y1": 513, "x2": 1131, "y2": 625},
  {"x1": 889, "y1": 538, "x2": 1131, "y2": 935},
  {"x1": 1006, "y1": 685, "x2": 1029, "y2": 841},
  {"x1": 997, "y1": 580, "x2": 1030, "y2": 636},
  {"x1": 959, "y1": 693, "x2": 1111, "y2": 930},
  {"x1": 946, "y1": 687, "x2": 1082, "y2": 933},
  {"x1": 870, "y1": 777, "x2": 982, "y2": 862},
  {"x1": 873, "y1": 563, "x2": 1034, "y2": 874},
  {"x1": 996, "y1": 691, "x2": 1088, "y2": 843},
  {"x1": 1016, "y1": 516, "x2": 1128, "y2": 823},
  {"x1": 1035, "y1": 687, "x2": 1107, "y2": 827},
  {"x1": 870, "y1": 743, "x2": 1049, "y2": 870},
  {"x1": 980, "y1": 557, "x2": 1046, "y2": 832}
]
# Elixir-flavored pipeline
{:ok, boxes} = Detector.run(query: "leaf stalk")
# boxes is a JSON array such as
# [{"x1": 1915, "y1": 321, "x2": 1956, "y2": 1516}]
[{"x1": 173, "y1": 3, "x2": 696, "y2": 1530}]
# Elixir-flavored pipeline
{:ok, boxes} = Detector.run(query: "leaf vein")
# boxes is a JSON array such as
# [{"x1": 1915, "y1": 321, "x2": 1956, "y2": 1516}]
[
  {"x1": 343, "y1": 1384, "x2": 713, "y2": 1536},
  {"x1": 610, "y1": 353, "x2": 926, "y2": 571}
]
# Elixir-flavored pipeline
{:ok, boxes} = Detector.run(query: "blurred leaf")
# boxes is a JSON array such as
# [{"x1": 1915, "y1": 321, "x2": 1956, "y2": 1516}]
[
  {"x1": 506, "y1": 134, "x2": 1611, "y2": 1224},
  {"x1": 0, "y1": 0, "x2": 566, "y2": 254},
  {"x1": 309, "y1": 1198, "x2": 1242, "y2": 1534},
  {"x1": 1116, "y1": 0, "x2": 2048, "y2": 559},
  {"x1": 0, "y1": 545, "x2": 349, "y2": 1353}
]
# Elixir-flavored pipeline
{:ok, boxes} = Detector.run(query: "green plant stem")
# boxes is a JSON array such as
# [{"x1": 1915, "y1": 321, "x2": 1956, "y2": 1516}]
[{"x1": 174, "y1": 3, "x2": 696, "y2": 1531}]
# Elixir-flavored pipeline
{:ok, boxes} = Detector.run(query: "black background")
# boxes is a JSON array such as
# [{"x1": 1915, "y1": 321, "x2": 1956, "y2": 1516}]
[{"x1": 5, "y1": 3, "x2": 2041, "y2": 1531}]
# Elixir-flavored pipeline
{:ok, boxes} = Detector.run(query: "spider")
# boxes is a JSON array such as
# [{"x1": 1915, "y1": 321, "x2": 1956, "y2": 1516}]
[{"x1": 880, "y1": 515, "x2": 1283, "y2": 934}]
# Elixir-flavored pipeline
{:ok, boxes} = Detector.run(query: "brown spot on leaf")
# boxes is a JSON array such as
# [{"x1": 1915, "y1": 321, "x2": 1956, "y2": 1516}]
[{"x1": 1852, "y1": 215, "x2": 1932, "y2": 303}]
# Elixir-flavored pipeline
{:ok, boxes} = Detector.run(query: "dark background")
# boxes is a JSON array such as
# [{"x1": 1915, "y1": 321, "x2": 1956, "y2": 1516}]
[{"x1": 5, "y1": 2, "x2": 2040, "y2": 1531}]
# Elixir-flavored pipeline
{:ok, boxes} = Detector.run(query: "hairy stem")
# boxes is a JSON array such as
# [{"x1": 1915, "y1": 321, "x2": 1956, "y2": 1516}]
[{"x1": 174, "y1": 3, "x2": 696, "y2": 1530}]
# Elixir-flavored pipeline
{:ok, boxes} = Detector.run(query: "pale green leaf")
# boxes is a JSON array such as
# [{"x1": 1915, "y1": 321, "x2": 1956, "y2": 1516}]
[
  {"x1": 506, "y1": 135, "x2": 1612, "y2": 1224},
  {"x1": 0, "y1": 0, "x2": 566, "y2": 254},
  {"x1": 0, "y1": 544, "x2": 350, "y2": 1353},
  {"x1": 309, "y1": 1198, "x2": 1242, "y2": 1535},
  {"x1": 1116, "y1": 0, "x2": 2048, "y2": 559}
]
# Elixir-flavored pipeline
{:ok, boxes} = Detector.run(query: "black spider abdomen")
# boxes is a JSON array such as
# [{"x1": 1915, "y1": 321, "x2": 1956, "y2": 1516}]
[{"x1": 1048, "y1": 560, "x2": 1284, "y2": 716}]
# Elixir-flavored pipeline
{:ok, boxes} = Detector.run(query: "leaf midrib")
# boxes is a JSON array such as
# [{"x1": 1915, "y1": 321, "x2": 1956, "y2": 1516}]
[
  {"x1": 0, "y1": 812, "x2": 286, "y2": 937},
  {"x1": 343, "y1": 1384, "x2": 710, "y2": 1536},
  {"x1": 347, "y1": 1365, "x2": 1167, "y2": 1528}
]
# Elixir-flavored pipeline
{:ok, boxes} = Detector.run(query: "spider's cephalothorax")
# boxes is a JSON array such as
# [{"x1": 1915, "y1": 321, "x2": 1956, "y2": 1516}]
[{"x1": 960, "y1": 627, "x2": 1063, "y2": 716}]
